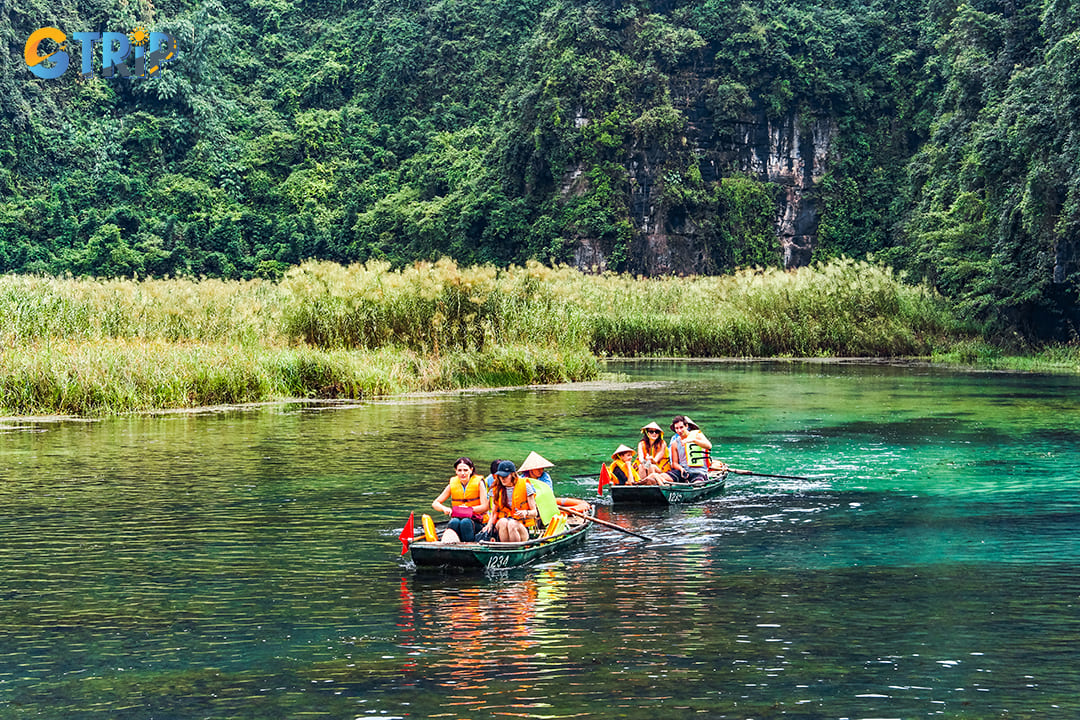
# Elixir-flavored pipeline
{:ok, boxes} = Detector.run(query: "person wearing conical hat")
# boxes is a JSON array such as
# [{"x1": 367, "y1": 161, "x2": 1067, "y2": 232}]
[
  {"x1": 518, "y1": 451, "x2": 554, "y2": 489},
  {"x1": 609, "y1": 444, "x2": 640, "y2": 486},
  {"x1": 637, "y1": 421, "x2": 671, "y2": 477}
]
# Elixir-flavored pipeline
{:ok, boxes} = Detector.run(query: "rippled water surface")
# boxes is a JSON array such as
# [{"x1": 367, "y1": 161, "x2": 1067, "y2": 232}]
[{"x1": 2, "y1": 360, "x2": 1080, "y2": 718}]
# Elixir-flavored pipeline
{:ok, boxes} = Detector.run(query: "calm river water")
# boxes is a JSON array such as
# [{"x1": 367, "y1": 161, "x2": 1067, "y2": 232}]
[{"x1": 2, "y1": 360, "x2": 1079, "y2": 719}]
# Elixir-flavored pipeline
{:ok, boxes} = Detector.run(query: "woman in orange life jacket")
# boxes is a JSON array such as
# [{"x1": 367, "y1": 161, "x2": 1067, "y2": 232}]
[
  {"x1": 637, "y1": 421, "x2": 671, "y2": 478},
  {"x1": 609, "y1": 445, "x2": 640, "y2": 485},
  {"x1": 431, "y1": 457, "x2": 489, "y2": 543},
  {"x1": 483, "y1": 460, "x2": 539, "y2": 543}
]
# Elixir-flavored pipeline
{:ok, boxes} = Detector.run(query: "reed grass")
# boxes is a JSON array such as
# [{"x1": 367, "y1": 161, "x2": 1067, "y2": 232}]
[
  {"x1": 0, "y1": 257, "x2": 969, "y2": 415},
  {"x1": 0, "y1": 275, "x2": 283, "y2": 345},
  {"x1": 0, "y1": 339, "x2": 599, "y2": 416},
  {"x1": 932, "y1": 339, "x2": 1080, "y2": 373}
]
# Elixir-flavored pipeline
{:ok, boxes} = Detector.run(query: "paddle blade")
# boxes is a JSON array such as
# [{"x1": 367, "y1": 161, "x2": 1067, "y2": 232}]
[
  {"x1": 597, "y1": 463, "x2": 610, "y2": 496},
  {"x1": 399, "y1": 511, "x2": 415, "y2": 554},
  {"x1": 535, "y1": 482, "x2": 558, "y2": 525}
]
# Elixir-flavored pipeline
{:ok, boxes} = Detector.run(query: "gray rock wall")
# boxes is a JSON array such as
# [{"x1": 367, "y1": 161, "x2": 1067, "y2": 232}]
[{"x1": 567, "y1": 83, "x2": 837, "y2": 276}]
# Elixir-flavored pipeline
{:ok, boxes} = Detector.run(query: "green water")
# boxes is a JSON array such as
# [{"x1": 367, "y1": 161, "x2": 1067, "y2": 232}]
[{"x1": 1, "y1": 360, "x2": 1079, "y2": 718}]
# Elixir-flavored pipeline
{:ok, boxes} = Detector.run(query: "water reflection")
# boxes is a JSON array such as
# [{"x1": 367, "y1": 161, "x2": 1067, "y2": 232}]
[{"x1": 2, "y1": 362, "x2": 1080, "y2": 718}]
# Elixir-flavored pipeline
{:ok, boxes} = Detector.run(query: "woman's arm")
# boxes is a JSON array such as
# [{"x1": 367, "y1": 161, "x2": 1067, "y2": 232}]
[
  {"x1": 515, "y1": 492, "x2": 539, "y2": 521},
  {"x1": 474, "y1": 481, "x2": 489, "y2": 515},
  {"x1": 432, "y1": 485, "x2": 452, "y2": 515}
]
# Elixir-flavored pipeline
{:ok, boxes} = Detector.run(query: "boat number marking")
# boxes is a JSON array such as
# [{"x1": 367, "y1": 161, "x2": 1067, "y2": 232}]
[
  {"x1": 486, "y1": 555, "x2": 510, "y2": 569},
  {"x1": 667, "y1": 492, "x2": 683, "y2": 503}
]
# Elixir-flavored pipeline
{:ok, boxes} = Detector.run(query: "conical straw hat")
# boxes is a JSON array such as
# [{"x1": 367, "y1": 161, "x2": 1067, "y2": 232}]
[
  {"x1": 519, "y1": 451, "x2": 554, "y2": 473},
  {"x1": 611, "y1": 444, "x2": 635, "y2": 460},
  {"x1": 641, "y1": 421, "x2": 663, "y2": 433}
]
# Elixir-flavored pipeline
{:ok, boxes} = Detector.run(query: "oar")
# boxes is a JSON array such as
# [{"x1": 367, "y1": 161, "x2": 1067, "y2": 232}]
[
  {"x1": 727, "y1": 468, "x2": 811, "y2": 481},
  {"x1": 560, "y1": 506, "x2": 653, "y2": 542}
]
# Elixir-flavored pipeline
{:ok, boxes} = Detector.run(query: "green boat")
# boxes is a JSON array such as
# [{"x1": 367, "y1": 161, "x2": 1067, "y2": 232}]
[
  {"x1": 409, "y1": 512, "x2": 592, "y2": 570},
  {"x1": 609, "y1": 471, "x2": 727, "y2": 505}
]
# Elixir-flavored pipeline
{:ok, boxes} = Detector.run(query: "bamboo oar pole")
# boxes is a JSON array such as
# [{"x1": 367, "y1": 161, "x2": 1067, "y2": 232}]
[
  {"x1": 727, "y1": 468, "x2": 812, "y2": 481},
  {"x1": 561, "y1": 506, "x2": 652, "y2": 542}
]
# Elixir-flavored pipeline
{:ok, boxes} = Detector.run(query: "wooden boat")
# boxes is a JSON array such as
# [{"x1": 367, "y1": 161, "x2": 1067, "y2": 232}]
[
  {"x1": 409, "y1": 501, "x2": 593, "y2": 570},
  {"x1": 609, "y1": 470, "x2": 727, "y2": 505}
]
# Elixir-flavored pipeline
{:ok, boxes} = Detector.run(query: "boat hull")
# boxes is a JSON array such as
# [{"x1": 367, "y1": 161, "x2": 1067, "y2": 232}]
[
  {"x1": 609, "y1": 472, "x2": 726, "y2": 505},
  {"x1": 409, "y1": 515, "x2": 591, "y2": 570}
]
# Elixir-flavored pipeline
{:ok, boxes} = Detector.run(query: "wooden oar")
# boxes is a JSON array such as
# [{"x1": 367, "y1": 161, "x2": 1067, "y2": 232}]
[
  {"x1": 560, "y1": 506, "x2": 652, "y2": 542},
  {"x1": 727, "y1": 467, "x2": 811, "y2": 481}
]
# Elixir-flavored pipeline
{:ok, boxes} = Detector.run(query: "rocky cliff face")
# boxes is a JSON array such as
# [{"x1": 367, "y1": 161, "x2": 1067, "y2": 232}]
[
  {"x1": 568, "y1": 85, "x2": 837, "y2": 276},
  {"x1": 732, "y1": 113, "x2": 836, "y2": 269}
]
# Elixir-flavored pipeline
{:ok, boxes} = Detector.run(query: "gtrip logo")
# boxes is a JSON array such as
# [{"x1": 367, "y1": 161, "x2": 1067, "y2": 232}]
[{"x1": 25, "y1": 26, "x2": 177, "y2": 80}]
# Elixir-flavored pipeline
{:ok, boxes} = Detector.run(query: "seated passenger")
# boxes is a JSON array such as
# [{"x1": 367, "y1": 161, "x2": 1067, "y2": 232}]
[
  {"x1": 637, "y1": 422, "x2": 671, "y2": 476},
  {"x1": 609, "y1": 445, "x2": 640, "y2": 485},
  {"x1": 665, "y1": 415, "x2": 712, "y2": 483},
  {"x1": 431, "y1": 457, "x2": 489, "y2": 543},
  {"x1": 484, "y1": 458, "x2": 506, "y2": 494},
  {"x1": 518, "y1": 451, "x2": 554, "y2": 489},
  {"x1": 483, "y1": 460, "x2": 539, "y2": 543}
]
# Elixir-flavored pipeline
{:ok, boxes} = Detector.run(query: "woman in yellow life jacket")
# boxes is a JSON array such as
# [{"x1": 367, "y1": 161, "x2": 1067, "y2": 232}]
[
  {"x1": 637, "y1": 421, "x2": 671, "y2": 476},
  {"x1": 609, "y1": 445, "x2": 640, "y2": 485},
  {"x1": 483, "y1": 460, "x2": 539, "y2": 543},
  {"x1": 432, "y1": 457, "x2": 489, "y2": 543}
]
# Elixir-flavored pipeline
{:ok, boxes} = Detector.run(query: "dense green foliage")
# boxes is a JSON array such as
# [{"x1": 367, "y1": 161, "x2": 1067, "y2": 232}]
[{"x1": 2, "y1": 0, "x2": 1078, "y2": 340}]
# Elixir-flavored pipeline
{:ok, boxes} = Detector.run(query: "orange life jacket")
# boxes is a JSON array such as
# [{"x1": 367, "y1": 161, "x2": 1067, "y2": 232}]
[
  {"x1": 492, "y1": 478, "x2": 536, "y2": 528},
  {"x1": 450, "y1": 474, "x2": 487, "y2": 522},
  {"x1": 610, "y1": 457, "x2": 640, "y2": 485},
  {"x1": 638, "y1": 437, "x2": 671, "y2": 472}
]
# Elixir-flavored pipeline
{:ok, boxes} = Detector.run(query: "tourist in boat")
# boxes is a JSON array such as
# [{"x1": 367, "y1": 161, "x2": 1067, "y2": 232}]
[
  {"x1": 518, "y1": 451, "x2": 554, "y2": 489},
  {"x1": 609, "y1": 445, "x2": 640, "y2": 485},
  {"x1": 483, "y1": 458, "x2": 506, "y2": 493},
  {"x1": 662, "y1": 415, "x2": 712, "y2": 483},
  {"x1": 484, "y1": 460, "x2": 539, "y2": 543},
  {"x1": 431, "y1": 457, "x2": 489, "y2": 543},
  {"x1": 637, "y1": 421, "x2": 671, "y2": 476}
]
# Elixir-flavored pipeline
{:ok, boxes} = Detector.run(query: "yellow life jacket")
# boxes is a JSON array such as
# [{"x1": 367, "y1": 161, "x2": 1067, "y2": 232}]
[
  {"x1": 450, "y1": 474, "x2": 487, "y2": 522},
  {"x1": 638, "y1": 437, "x2": 671, "y2": 472},
  {"x1": 610, "y1": 457, "x2": 640, "y2": 485},
  {"x1": 673, "y1": 433, "x2": 709, "y2": 468}
]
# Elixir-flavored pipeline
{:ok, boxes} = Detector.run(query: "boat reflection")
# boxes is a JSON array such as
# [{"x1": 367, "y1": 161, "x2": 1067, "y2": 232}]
[{"x1": 396, "y1": 566, "x2": 572, "y2": 691}]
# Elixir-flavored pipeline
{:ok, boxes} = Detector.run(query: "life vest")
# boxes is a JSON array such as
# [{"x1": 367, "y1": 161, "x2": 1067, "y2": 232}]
[
  {"x1": 638, "y1": 437, "x2": 671, "y2": 472},
  {"x1": 610, "y1": 457, "x2": 640, "y2": 485},
  {"x1": 672, "y1": 434, "x2": 708, "y2": 469},
  {"x1": 450, "y1": 474, "x2": 487, "y2": 522},
  {"x1": 492, "y1": 478, "x2": 536, "y2": 528}
]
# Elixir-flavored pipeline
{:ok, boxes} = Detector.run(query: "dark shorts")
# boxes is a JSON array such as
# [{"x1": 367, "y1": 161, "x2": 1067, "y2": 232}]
[{"x1": 666, "y1": 467, "x2": 708, "y2": 483}]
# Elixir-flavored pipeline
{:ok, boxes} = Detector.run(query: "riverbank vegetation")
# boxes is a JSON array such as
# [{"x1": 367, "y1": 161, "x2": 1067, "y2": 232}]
[
  {"x1": 3, "y1": 0, "x2": 1078, "y2": 343},
  {"x1": 1, "y1": 257, "x2": 970, "y2": 415}
]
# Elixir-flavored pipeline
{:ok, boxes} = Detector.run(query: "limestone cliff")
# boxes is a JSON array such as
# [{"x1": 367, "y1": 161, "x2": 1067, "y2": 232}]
[{"x1": 567, "y1": 92, "x2": 837, "y2": 276}]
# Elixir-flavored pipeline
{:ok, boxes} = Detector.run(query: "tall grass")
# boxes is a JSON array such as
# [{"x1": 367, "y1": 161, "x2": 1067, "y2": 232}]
[
  {"x1": 279, "y1": 259, "x2": 592, "y2": 353},
  {"x1": 0, "y1": 339, "x2": 598, "y2": 416},
  {"x1": 579, "y1": 259, "x2": 961, "y2": 356},
  {"x1": 1, "y1": 257, "x2": 969, "y2": 415},
  {"x1": 281, "y1": 257, "x2": 962, "y2": 357},
  {"x1": 0, "y1": 275, "x2": 283, "y2": 345}
]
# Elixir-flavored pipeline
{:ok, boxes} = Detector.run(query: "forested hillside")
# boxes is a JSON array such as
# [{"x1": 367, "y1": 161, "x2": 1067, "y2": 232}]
[{"x1": 2, "y1": 0, "x2": 1078, "y2": 341}]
